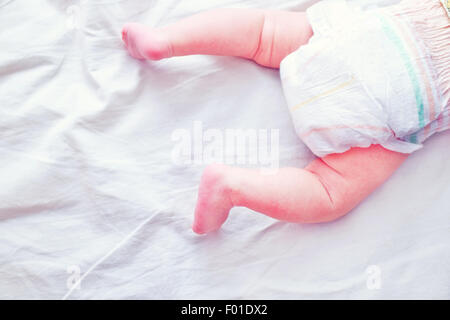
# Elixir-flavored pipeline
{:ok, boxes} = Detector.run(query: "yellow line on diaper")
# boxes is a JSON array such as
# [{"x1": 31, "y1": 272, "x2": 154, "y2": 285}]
[{"x1": 291, "y1": 76, "x2": 356, "y2": 111}]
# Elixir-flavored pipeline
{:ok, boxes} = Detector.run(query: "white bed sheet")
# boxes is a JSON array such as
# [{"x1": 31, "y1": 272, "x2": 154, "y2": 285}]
[{"x1": 0, "y1": 0, "x2": 448, "y2": 299}]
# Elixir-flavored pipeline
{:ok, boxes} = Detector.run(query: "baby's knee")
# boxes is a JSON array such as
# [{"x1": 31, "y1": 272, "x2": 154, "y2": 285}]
[
  {"x1": 251, "y1": 11, "x2": 276, "y2": 67},
  {"x1": 304, "y1": 158, "x2": 355, "y2": 222},
  {"x1": 253, "y1": 11, "x2": 313, "y2": 68}
]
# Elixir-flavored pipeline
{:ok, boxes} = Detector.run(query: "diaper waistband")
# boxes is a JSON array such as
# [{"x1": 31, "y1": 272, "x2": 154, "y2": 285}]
[{"x1": 386, "y1": 0, "x2": 450, "y2": 111}]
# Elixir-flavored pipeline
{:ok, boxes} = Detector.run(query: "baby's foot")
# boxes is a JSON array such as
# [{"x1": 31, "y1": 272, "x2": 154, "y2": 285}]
[
  {"x1": 121, "y1": 23, "x2": 172, "y2": 60},
  {"x1": 193, "y1": 164, "x2": 234, "y2": 234}
]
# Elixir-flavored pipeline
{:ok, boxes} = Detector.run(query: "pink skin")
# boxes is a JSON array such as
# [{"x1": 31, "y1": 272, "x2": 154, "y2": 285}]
[
  {"x1": 122, "y1": 8, "x2": 409, "y2": 234},
  {"x1": 122, "y1": 9, "x2": 313, "y2": 68}
]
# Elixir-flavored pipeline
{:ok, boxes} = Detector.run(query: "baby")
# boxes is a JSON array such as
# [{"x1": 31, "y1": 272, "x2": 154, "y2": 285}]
[{"x1": 122, "y1": 0, "x2": 449, "y2": 234}]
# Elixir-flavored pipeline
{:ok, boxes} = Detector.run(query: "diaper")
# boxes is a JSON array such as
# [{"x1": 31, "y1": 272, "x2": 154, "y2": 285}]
[{"x1": 280, "y1": 0, "x2": 450, "y2": 157}]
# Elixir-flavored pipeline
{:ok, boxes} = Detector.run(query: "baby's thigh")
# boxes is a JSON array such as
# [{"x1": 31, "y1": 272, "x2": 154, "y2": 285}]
[{"x1": 306, "y1": 145, "x2": 408, "y2": 213}]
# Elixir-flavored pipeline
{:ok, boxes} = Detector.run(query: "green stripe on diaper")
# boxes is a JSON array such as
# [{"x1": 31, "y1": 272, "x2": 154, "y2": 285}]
[{"x1": 378, "y1": 15, "x2": 425, "y2": 133}]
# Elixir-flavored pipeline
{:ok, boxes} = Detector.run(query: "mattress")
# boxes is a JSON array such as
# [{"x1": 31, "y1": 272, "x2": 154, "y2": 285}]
[{"x1": 0, "y1": 0, "x2": 448, "y2": 299}]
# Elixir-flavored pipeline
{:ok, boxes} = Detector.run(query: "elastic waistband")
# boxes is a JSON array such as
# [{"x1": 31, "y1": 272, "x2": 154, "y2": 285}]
[{"x1": 386, "y1": 0, "x2": 450, "y2": 109}]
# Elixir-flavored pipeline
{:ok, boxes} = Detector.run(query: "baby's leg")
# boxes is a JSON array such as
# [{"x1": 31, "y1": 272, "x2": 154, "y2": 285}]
[
  {"x1": 122, "y1": 9, "x2": 313, "y2": 68},
  {"x1": 193, "y1": 145, "x2": 408, "y2": 234}
]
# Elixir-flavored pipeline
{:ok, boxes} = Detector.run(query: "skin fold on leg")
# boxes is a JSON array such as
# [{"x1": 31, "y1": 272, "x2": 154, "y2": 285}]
[
  {"x1": 193, "y1": 145, "x2": 408, "y2": 234},
  {"x1": 122, "y1": 8, "x2": 313, "y2": 68}
]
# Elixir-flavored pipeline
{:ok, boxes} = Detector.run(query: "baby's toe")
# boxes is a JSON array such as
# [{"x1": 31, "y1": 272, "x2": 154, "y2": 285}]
[
  {"x1": 121, "y1": 28, "x2": 128, "y2": 47},
  {"x1": 121, "y1": 23, "x2": 145, "y2": 59},
  {"x1": 121, "y1": 23, "x2": 136, "y2": 47}
]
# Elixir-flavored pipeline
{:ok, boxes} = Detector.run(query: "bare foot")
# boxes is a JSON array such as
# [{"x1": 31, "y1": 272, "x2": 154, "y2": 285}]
[
  {"x1": 193, "y1": 164, "x2": 234, "y2": 234},
  {"x1": 121, "y1": 23, "x2": 172, "y2": 60}
]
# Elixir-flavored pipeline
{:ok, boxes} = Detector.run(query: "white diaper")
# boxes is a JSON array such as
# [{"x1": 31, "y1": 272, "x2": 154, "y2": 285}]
[{"x1": 280, "y1": 0, "x2": 450, "y2": 157}]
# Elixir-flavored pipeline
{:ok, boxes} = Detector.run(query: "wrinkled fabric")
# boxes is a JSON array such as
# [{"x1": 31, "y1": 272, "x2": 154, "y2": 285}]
[{"x1": 0, "y1": 0, "x2": 449, "y2": 299}]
